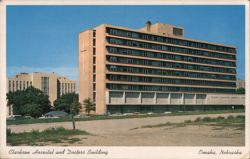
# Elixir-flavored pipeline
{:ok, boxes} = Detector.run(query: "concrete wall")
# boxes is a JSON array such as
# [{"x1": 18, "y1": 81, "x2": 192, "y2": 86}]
[
  {"x1": 107, "y1": 91, "x2": 245, "y2": 106},
  {"x1": 156, "y1": 93, "x2": 170, "y2": 104},
  {"x1": 125, "y1": 92, "x2": 140, "y2": 104},
  {"x1": 78, "y1": 30, "x2": 94, "y2": 111},
  {"x1": 170, "y1": 93, "x2": 183, "y2": 104},
  {"x1": 184, "y1": 94, "x2": 195, "y2": 104},
  {"x1": 141, "y1": 93, "x2": 155, "y2": 104},
  {"x1": 109, "y1": 91, "x2": 124, "y2": 104},
  {"x1": 95, "y1": 25, "x2": 108, "y2": 114}
]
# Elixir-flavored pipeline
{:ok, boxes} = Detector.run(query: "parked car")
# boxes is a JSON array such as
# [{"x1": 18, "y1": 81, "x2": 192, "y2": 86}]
[
  {"x1": 147, "y1": 112, "x2": 155, "y2": 115},
  {"x1": 74, "y1": 114, "x2": 90, "y2": 118},
  {"x1": 164, "y1": 111, "x2": 172, "y2": 114},
  {"x1": 39, "y1": 115, "x2": 59, "y2": 119},
  {"x1": 23, "y1": 116, "x2": 33, "y2": 119},
  {"x1": 123, "y1": 113, "x2": 134, "y2": 116},
  {"x1": 110, "y1": 113, "x2": 123, "y2": 116},
  {"x1": 7, "y1": 115, "x2": 22, "y2": 120},
  {"x1": 44, "y1": 111, "x2": 68, "y2": 118}
]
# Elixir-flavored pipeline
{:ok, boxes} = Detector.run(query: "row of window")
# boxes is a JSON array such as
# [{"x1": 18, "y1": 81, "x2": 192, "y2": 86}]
[
  {"x1": 106, "y1": 84, "x2": 236, "y2": 94},
  {"x1": 107, "y1": 28, "x2": 236, "y2": 53},
  {"x1": 106, "y1": 65, "x2": 236, "y2": 80},
  {"x1": 41, "y1": 77, "x2": 49, "y2": 95},
  {"x1": 8, "y1": 80, "x2": 32, "y2": 91},
  {"x1": 107, "y1": 56, "x2": 236, "y2": 74},
  {"x1": 57, "y1": 82, "x2": 75, "y2": 97},
  {"x1": 59, "y1": 83, "x2": 75, "y2": 94},
  {"x1": 107, "y1": 38, "x2": 235, "y2": 60},
  {"x1": 107, "y1": 74, "x2": 236, "y2": 87},
  {"x1": 107, "y1": 46, "x2": 236, "y2": 67}
]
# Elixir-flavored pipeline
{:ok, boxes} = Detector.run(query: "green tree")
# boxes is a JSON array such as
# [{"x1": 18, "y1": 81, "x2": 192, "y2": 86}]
[
  {"x1": 53, "y1": 93, "x2": 79, "y2": 114},
  {"x1": 6, "y1": 86, "x2": 51, "y2": 118},
  {"x1": 83, "y1": 98, "x2": 95, "y2": 116},
  {"x1": 24, "y1": 103, "x2": 42, "y2": 118},
  {"x1": 70, "y1": 99, "x2": 82, "y2": 130},
  {"x1": 236, "y1": 88, "x2": 245, "y2": 94}
]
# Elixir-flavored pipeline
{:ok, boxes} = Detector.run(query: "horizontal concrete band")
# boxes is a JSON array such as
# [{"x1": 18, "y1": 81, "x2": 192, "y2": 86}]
[{"x1": 106, "y1": 91, "x2": 245, "y2": 106}]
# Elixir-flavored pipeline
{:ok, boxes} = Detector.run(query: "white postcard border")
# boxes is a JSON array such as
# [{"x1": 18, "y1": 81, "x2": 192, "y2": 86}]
[{"x1": 0, "y1": 0, "x2": 249, "y2": 159}]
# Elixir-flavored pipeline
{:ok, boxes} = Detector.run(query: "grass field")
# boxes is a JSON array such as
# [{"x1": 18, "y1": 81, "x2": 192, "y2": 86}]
[
  {"x1": 7, "y1": 127, "x2": 89, "y2": 146},
  {"x1": 7, "y1": 114, "x2": 245, "y2": 146},
  {"x1": 139, "y1": 115, "x2": 245, "y2": 130},
  {"x1": 7, "y1": 109, "x2": 244, "y2": 125}
]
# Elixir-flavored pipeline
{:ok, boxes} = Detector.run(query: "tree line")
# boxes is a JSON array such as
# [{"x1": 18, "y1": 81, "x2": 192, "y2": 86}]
[{"x1": 6, "y1": 86, "x2": 95, "y2": 118}]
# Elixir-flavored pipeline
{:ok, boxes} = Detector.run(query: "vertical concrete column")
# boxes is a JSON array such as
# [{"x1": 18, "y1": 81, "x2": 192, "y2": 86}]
[
  {"x1": 194, "y1": 94, "x2": 197, "y2": 104},
  {"x1": 205, "y1": 94, "x2": 208, "y2": 104},
  {"x1": 139, "y1": 92, "x2": 142, "y2": 104},
  {"x1": 154, "y1": 92, "x2": 157, "y2": 104},
  {"x1": 105, "y1": 91, "x2": 109, "y2": 104},
  {"x1": 169, "y1": 93, "x2": 171, "y2": 104},
  {"x1": 123, "y1": 91, "x2": 126, "y2": 104},
  {"x1": 182, "y1": 93, "x2": 184, "y2": 105}
]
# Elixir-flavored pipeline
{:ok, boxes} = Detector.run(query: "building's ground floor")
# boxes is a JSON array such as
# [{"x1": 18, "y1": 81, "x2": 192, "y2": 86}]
[
  {"x1": 107, "y1": 104, "x2": 244, "y2": 114},
  {"x1": 97, "y1": 91, "x2": 245, "y2": 114}
]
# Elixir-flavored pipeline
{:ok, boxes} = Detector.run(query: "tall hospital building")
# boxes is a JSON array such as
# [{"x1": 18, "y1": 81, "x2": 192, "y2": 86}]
[
  {"x1": 8, "y1": 72, "x2": 76, "y2": 104},
  {"x1": 79, "y1": 22, "x2": 245, "y2": 114}
]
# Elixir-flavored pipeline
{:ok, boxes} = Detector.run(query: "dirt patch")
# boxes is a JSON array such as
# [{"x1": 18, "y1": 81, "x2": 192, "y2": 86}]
[{"x1": 8, "y1": 113, "x2": 244, "y2": 146}]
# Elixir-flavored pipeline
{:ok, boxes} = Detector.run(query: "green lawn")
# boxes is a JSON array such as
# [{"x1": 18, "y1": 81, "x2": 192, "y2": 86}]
[
  {"x1": 7, "y1": 127, "x2": 89, "y2": 146},
  {"x1": 7, "y1": 109, "x2": 244, "y2": 125}
]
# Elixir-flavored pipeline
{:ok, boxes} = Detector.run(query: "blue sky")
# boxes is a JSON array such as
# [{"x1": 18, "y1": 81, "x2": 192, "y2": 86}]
[{"x1": 7, "y1": 5, "x2": 245, "y2": 90}]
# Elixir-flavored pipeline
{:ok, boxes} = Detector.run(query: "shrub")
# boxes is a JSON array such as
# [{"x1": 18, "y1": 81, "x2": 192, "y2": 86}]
[
  {"x1": 184, "y1": 120, "x2": 191, "y2": 123},
  {"x1": 194, "y1": 117, "x2": 201, "y2": 122},
  {"x1": 31, "y1": 129, "x2": 39, "y2": 134},
  {"x1": 236, "y1": 115, "x2": 245, "y2": 119},
  {"x1": 216, "y1": 116, "x2": 225, "y2": 121},
  {"x1": 202, "y1": 117, "x2": 212, "y2": 122},
  {"x1": 227, "y1": 115, "x2": 234, "y2": 120}
]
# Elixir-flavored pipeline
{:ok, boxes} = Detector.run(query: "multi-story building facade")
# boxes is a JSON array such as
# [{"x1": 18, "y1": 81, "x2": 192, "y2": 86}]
[
  {"x1": 8, "y1": 72, "x2": 76, "y2": 104},
  {"x1": 57, "y1": 76, "x2": 76, "y2": 97},
  {"x1": 79, "y1": 22, "x2": 244, "y2": 115}
]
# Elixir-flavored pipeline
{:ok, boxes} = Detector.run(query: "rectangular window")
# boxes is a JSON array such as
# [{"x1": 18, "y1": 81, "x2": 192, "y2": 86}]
[
  {"x1": 93, "y1": 48, "x2": 96, "y2": 55},
  {"x1": 19, "y1": 81, "x2": 22, "y2": 88},
  {"x1": 9, "y1": 81, "x2": 11, "y2": 91},
  {"x1": 93, "y1": 92, "x2": 96, "y2": 102},
  {"x1": 41, "y1": 77, "x2": 49, "y2": 95}
]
